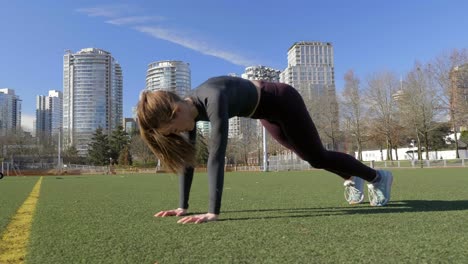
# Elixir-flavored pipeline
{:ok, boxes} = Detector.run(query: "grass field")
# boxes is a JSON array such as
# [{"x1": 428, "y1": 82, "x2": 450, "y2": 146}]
[{"x1": 1, "y1": 168, "x2": 468, "y2": 263}]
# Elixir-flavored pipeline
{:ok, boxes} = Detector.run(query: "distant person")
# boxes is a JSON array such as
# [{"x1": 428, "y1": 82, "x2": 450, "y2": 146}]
[{"x1": 137, "y1": 76, "x2": 393, "y2": 224}]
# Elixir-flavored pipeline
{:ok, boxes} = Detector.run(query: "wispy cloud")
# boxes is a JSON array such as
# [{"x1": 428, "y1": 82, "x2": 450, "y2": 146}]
[
  {"x1": 106, "y1": 16, "x2": 165, "y2": 26},
  {"x1": 135, "y1": 26, "x2": 257, "y2": 66},
  {"x1": 77, "y1": 5, "x2": 258, "y2": 67}
]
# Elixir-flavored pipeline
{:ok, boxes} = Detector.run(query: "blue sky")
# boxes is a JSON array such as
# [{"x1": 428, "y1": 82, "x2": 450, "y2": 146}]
[{"x1": 1, "y1": 0, "x2": 467, "y2": 132}]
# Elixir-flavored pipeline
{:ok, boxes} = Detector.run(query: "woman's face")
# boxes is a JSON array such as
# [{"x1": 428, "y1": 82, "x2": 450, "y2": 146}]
[{"x1": 158, "y1": 102, "x2": 195, "y2": 135}]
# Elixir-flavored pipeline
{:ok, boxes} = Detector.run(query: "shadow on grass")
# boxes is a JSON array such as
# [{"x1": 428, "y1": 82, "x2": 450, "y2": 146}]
[{"x1": 220, "y1": 200, "x2": 468, "y2": 221}]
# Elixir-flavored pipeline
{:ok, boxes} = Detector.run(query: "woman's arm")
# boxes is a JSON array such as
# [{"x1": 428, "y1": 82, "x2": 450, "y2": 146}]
[
  {"x1": 154, "y1": 129, "x2": 197, "y2": 219},
  {"x1": 176, "y1": 94, "x2": 228, "y2": 224},
  {"x1": 178, "y1": 129, "x2": 197, "y2": 210},
  {"x1": 206, "y1": 94, "x2": 229, "y2": 215},
  {"x1": 178, "y1": 166, "x2": 194, "y2": 209}
]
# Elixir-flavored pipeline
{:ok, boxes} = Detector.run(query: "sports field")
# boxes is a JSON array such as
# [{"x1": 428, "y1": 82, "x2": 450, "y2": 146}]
[{"x1": 1, "y1": 168, "x2": 468, "y2": 263}]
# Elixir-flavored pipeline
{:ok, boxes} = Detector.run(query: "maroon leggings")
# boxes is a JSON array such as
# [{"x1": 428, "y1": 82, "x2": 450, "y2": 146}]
[{"x1": 251, "y1": 81, "x2": 376, "y2": 182}]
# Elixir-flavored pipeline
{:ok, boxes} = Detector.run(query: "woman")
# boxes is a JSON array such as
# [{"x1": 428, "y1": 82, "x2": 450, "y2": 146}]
[{"x1": 137, "y1": 76, "x2": 393, "y2": 224}]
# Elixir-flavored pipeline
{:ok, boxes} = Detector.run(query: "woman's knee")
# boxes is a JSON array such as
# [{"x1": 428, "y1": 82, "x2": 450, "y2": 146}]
[{"x1": 304, "y1": 151, "x2": 332, "y2": 169}]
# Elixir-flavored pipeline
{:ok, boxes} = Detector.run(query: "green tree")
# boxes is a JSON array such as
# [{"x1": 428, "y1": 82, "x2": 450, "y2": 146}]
[
  {"x1": 88, "y1": 127, "x2": 111, "y2": 166},
  {"x1": 426, "y1": 122, "x2": 452, "y2": 151},
  {"x1": 63, "y1": 145, "x2": 83, "y2": 164},
  {"x1": 109, "y1": 126, "x2": 129, "y2": 164},
  {"x1": 118, "y1": 145, "x2": 133, "y2": 166}
]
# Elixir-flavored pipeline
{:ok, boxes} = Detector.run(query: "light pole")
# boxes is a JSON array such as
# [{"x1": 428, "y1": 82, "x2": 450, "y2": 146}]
[
  {"x1": 262, "y1": 127, "x2": 268, "y2": 172},
  {"x1": 57, "y1": 128, "x2": 62, "y2": 174}
]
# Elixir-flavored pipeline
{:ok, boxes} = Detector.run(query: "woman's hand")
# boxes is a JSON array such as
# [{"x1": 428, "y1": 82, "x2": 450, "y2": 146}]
[
  {"x1": 154, "y1": 208, "x2": 187, "y2": 217},
  {"x1": 177, "y1": 213, "x2": 218, "y2": 224}
]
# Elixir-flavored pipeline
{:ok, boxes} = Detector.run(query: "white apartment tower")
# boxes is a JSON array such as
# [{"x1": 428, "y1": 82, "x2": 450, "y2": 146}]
[
  {"x1": 146, "y1": 61, "x2": 191, "y2": 97},
  {"x1": 280, "y1": 41, "x2": 335, "y2": 99},
  {"x1": 0, "y1": 88, "x2": 21, "y2": 136},
  {"x1": 36, "y1": 90, "x2": 63, "y2": 142},
  {"x1": 63, "y1": 48, "x2": 123, "y2": 155}
]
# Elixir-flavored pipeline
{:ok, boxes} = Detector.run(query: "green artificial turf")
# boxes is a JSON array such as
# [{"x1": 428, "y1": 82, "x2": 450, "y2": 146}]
[
  {"x1": 0, "y1": 176, "x2": 39, "y2": 233},
  {"x1": 23, "y1": 169, "x2": 468, "y2": 263}
]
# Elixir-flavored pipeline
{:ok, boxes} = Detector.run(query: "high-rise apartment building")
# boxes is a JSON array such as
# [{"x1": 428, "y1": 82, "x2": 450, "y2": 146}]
[
  {"x1": 0, "y1": 88, "x2": 21, "y2": 136},
  {"x1": 63, "y1": 48, "x2": 123, "y2": 155},
  {"x1": 146, "y1": 60, "x2": 191, "y2": 97},
  {"x1": 451, "y1": 64, "x2": 468, "y2": 104},
  {"x1": 36, "y1": 90, "x2": 63, "y2": 142},
  {"x1": 280, "y1": 41, "x2": 335, "y2": 99},
  {"x1": 450, "y1": 63, "x2": 468, "y2": 131}
]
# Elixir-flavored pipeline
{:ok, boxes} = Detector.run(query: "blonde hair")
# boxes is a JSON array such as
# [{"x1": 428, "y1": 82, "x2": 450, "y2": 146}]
[{"x1": 136, "y1": 90, "x2": 196, "y2": 173}]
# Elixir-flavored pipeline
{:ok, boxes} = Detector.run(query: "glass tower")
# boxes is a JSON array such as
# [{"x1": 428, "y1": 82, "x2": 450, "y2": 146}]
[
  {"x1": 63, "y1": 48, "x2": 123, "y2": 155},
  {"x1": 36, "y1": 90, "x2": 63, "y2": 143},
  {"x1": 0, "y1": 88, "x2": 21, "y2": 136}
]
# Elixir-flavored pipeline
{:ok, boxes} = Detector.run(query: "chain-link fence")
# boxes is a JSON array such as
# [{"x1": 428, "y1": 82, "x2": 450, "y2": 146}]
[{"x1": 230, "y1": 156, "x2": 468, "y2": 172}]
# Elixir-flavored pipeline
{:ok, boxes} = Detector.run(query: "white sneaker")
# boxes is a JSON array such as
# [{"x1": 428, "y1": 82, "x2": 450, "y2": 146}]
[
  {"x1": 367, "y1": 170, "x2": 393, "y2": 206},
  {"x1": 344, "y1": 176, "x2": 364, "y2": 204}
]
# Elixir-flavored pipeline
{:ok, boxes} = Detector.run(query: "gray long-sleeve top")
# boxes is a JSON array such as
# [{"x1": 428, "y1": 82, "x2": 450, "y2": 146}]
[{"x1": 179, "y1": 76, "x2": 259, "y2": 214}]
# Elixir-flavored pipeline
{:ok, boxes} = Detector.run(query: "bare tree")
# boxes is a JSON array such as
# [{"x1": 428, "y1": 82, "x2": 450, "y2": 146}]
[
  {"x1": 399, "y1": 62, "x2": 444, "y2": 161},
  {"x1": 321, "y1": 87, "x2": 341, "y2": 150},
  {"x1": 129, "y1": 134, "x2": 155, "y2": 165},
  {"x1": 341, "y1": 70, "x2": 367, "y2": 160},
  {"x1": 429, "y1": 49, "x2": 468, "y2": 158},
  {"x1": 365, "y1": 71, "x2": 400, "y2": 160},
  {"x1": 302, "y1": 87, "x2": 340, "y2": 150}
]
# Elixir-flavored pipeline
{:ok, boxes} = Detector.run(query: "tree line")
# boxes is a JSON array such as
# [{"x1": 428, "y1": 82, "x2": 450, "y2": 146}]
[{"x1": 338, "y1": 49, "x2": 468, "y2": 160}]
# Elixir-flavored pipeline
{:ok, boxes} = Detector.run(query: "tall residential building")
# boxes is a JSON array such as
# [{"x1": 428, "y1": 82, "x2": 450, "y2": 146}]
[
  {"x1": 450, "y1": 63, "x2": 468, "y2": 131},
  {"x1": 36, "y1": 90, "x2": 63, "y2": 142},
  {"x1": 451, "y1": 64, "x2": 468, "y2": 104},
  {"x1": 145, "y1": 60, "x2": 191, "y2": 97},
  {"x1": 63, "y1": 48, "x2": 123, "y2": 155},
  {"x1": 0, "y1": 88, "x2": 21, "y2": 136},
  {"x1": 280, "y1": 41, "x2": 335, "y2": 99}
]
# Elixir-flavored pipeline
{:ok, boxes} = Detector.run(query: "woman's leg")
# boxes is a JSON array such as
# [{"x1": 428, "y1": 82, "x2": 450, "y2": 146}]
[
  {"x1": 261, "y1": 119, "x2": 353, "y2": 180},
  {"x1": 254, "y1": 82, "x2": 376, "y2": 182}
]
